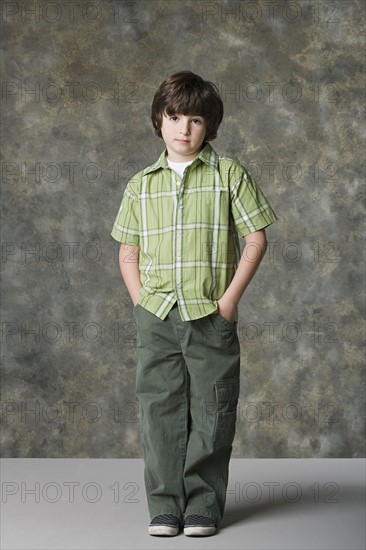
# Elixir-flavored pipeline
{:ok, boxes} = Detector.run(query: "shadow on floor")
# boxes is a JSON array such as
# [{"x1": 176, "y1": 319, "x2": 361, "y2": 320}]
[{"x1": 220, "y1": 484, "x2": 365, "y2": 529}]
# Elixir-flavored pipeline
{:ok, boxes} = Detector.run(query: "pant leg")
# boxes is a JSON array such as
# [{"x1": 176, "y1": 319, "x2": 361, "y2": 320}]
[
  {"x1": 180, "y1": 311, "x2": 241, "y2": 526},
  {"x1": 133, "y1": 303, "x2": 188, "y2": 521}
]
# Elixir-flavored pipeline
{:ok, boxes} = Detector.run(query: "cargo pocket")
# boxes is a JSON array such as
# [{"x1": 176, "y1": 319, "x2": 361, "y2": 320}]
[
  {"x1": 139, "y1": 404, "x2": 144, "y2": 433},
  {"x1": 138, "y1": 404, "x2": 147, "y2": 455},
  {"x1": 212, "y1": 377, "x2": 240, "y2": 451}
]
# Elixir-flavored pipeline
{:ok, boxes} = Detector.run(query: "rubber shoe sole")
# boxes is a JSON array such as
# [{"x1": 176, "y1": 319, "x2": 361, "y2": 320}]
[
  {"x1": 148, "y1": 525, "x2": 179, "y2": 536},
  {"x1": 184, "y1": 525, "x2": 216, "y2": 536}
]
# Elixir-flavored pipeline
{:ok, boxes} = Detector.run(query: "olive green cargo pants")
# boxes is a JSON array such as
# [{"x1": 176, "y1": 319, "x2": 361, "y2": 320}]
[{"x1": 133, "y1": 301, "x2": 240, "y2": 526}]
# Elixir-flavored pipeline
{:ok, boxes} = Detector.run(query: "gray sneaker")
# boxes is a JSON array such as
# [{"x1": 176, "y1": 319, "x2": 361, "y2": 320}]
[
  {"x1": 148, "y1": 514, "x2": 181, "y2": 536},
  {"x1": 184, "y1": 514, "x2": 216, "y2": 536}
]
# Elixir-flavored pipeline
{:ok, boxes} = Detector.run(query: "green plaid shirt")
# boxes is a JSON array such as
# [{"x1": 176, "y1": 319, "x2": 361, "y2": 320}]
[{"x1": 111, "y1": 141, "x2": 278, "y2": 321}]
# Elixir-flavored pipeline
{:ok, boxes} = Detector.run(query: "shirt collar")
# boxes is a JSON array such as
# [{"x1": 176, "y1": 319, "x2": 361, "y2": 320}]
[{"x1": 142, "y1": 141, "x2": 219, "y2": 175}]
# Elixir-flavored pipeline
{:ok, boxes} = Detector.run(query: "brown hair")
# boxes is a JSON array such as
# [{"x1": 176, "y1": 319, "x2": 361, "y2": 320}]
[{"x1": 151, "y1": 71, "x2": 224, "y2": 141}]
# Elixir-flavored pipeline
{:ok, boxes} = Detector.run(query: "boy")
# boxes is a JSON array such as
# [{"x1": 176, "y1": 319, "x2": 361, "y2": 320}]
[{"x1": 111, "y1": 71, "x2": 278, "y2": 536}]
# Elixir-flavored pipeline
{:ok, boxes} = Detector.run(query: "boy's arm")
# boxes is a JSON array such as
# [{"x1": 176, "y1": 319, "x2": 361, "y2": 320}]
[
  {"x1": 217, "y1": 229, "x2": 268, "y2": 323},
  {"x1": 118, "y1": 243, "x2": 142, "y2": 307}
]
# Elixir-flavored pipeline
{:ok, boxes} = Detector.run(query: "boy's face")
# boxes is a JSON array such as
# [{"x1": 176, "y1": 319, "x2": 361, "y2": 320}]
[{"x1": 160, "y1": 110, "x2": 206, "y2": 162}]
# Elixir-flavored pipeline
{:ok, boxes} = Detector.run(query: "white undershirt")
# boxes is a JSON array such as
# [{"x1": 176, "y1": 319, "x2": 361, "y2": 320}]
[{"x1": 167, "y1": 158, "x2": 194, "y2": 178}]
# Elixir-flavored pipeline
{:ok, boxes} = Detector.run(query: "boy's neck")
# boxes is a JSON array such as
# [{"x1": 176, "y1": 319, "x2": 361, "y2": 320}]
[
  {"x1": 165, "y1": 142, "x2": 206, "y2": 163},
  {"x1": 167, "y1": 155, "x2": 196, "y2": 163}
]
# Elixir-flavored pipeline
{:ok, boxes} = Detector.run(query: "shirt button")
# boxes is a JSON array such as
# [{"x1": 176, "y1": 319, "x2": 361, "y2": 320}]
[
  {"x1": 179, "y1": 203, "x2": 183, "y2": 209},
  {"x1": 177, "y1": 283, "x2": 182, "y2": 289}
]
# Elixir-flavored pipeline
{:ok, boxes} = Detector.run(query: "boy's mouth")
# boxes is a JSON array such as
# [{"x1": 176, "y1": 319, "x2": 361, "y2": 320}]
[{"x1": 176, "y1": 139, "x2": 190, "y2": 143}]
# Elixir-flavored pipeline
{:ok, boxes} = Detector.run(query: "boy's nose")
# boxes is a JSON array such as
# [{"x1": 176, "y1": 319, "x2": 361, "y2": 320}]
[{"x1": 180, "y1": 122, "x2": 190, "y2": 135}]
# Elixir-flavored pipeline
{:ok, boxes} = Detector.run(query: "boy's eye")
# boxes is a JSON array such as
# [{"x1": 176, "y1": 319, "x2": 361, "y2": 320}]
[{"x1": 169, "y1": 116, "x2": 203, "y2": 124}]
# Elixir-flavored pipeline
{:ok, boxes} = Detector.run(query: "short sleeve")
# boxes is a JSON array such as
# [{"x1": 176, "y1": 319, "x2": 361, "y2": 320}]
[
  {"x1": 230, "y1": 166, "x2": 278, "y2": 237},
  {"x1": 110, "y1": 178, "x2": 140, "y2": 245}
]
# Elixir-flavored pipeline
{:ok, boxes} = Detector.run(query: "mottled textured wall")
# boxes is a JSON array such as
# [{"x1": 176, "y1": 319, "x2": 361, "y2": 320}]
[{"x1": 1, "y1": 0, "x2": 364, "y2": 458}]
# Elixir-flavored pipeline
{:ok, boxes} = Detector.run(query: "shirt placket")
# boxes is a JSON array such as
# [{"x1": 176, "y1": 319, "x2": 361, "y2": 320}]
[{"x1": 171, "y1": 168, "x2": 188, "y2": 319}]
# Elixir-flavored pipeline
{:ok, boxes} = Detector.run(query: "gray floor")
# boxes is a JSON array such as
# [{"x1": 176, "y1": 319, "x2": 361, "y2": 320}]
[{"x1": 1, "y1": 458, "x2": 365, "y2": 550}]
